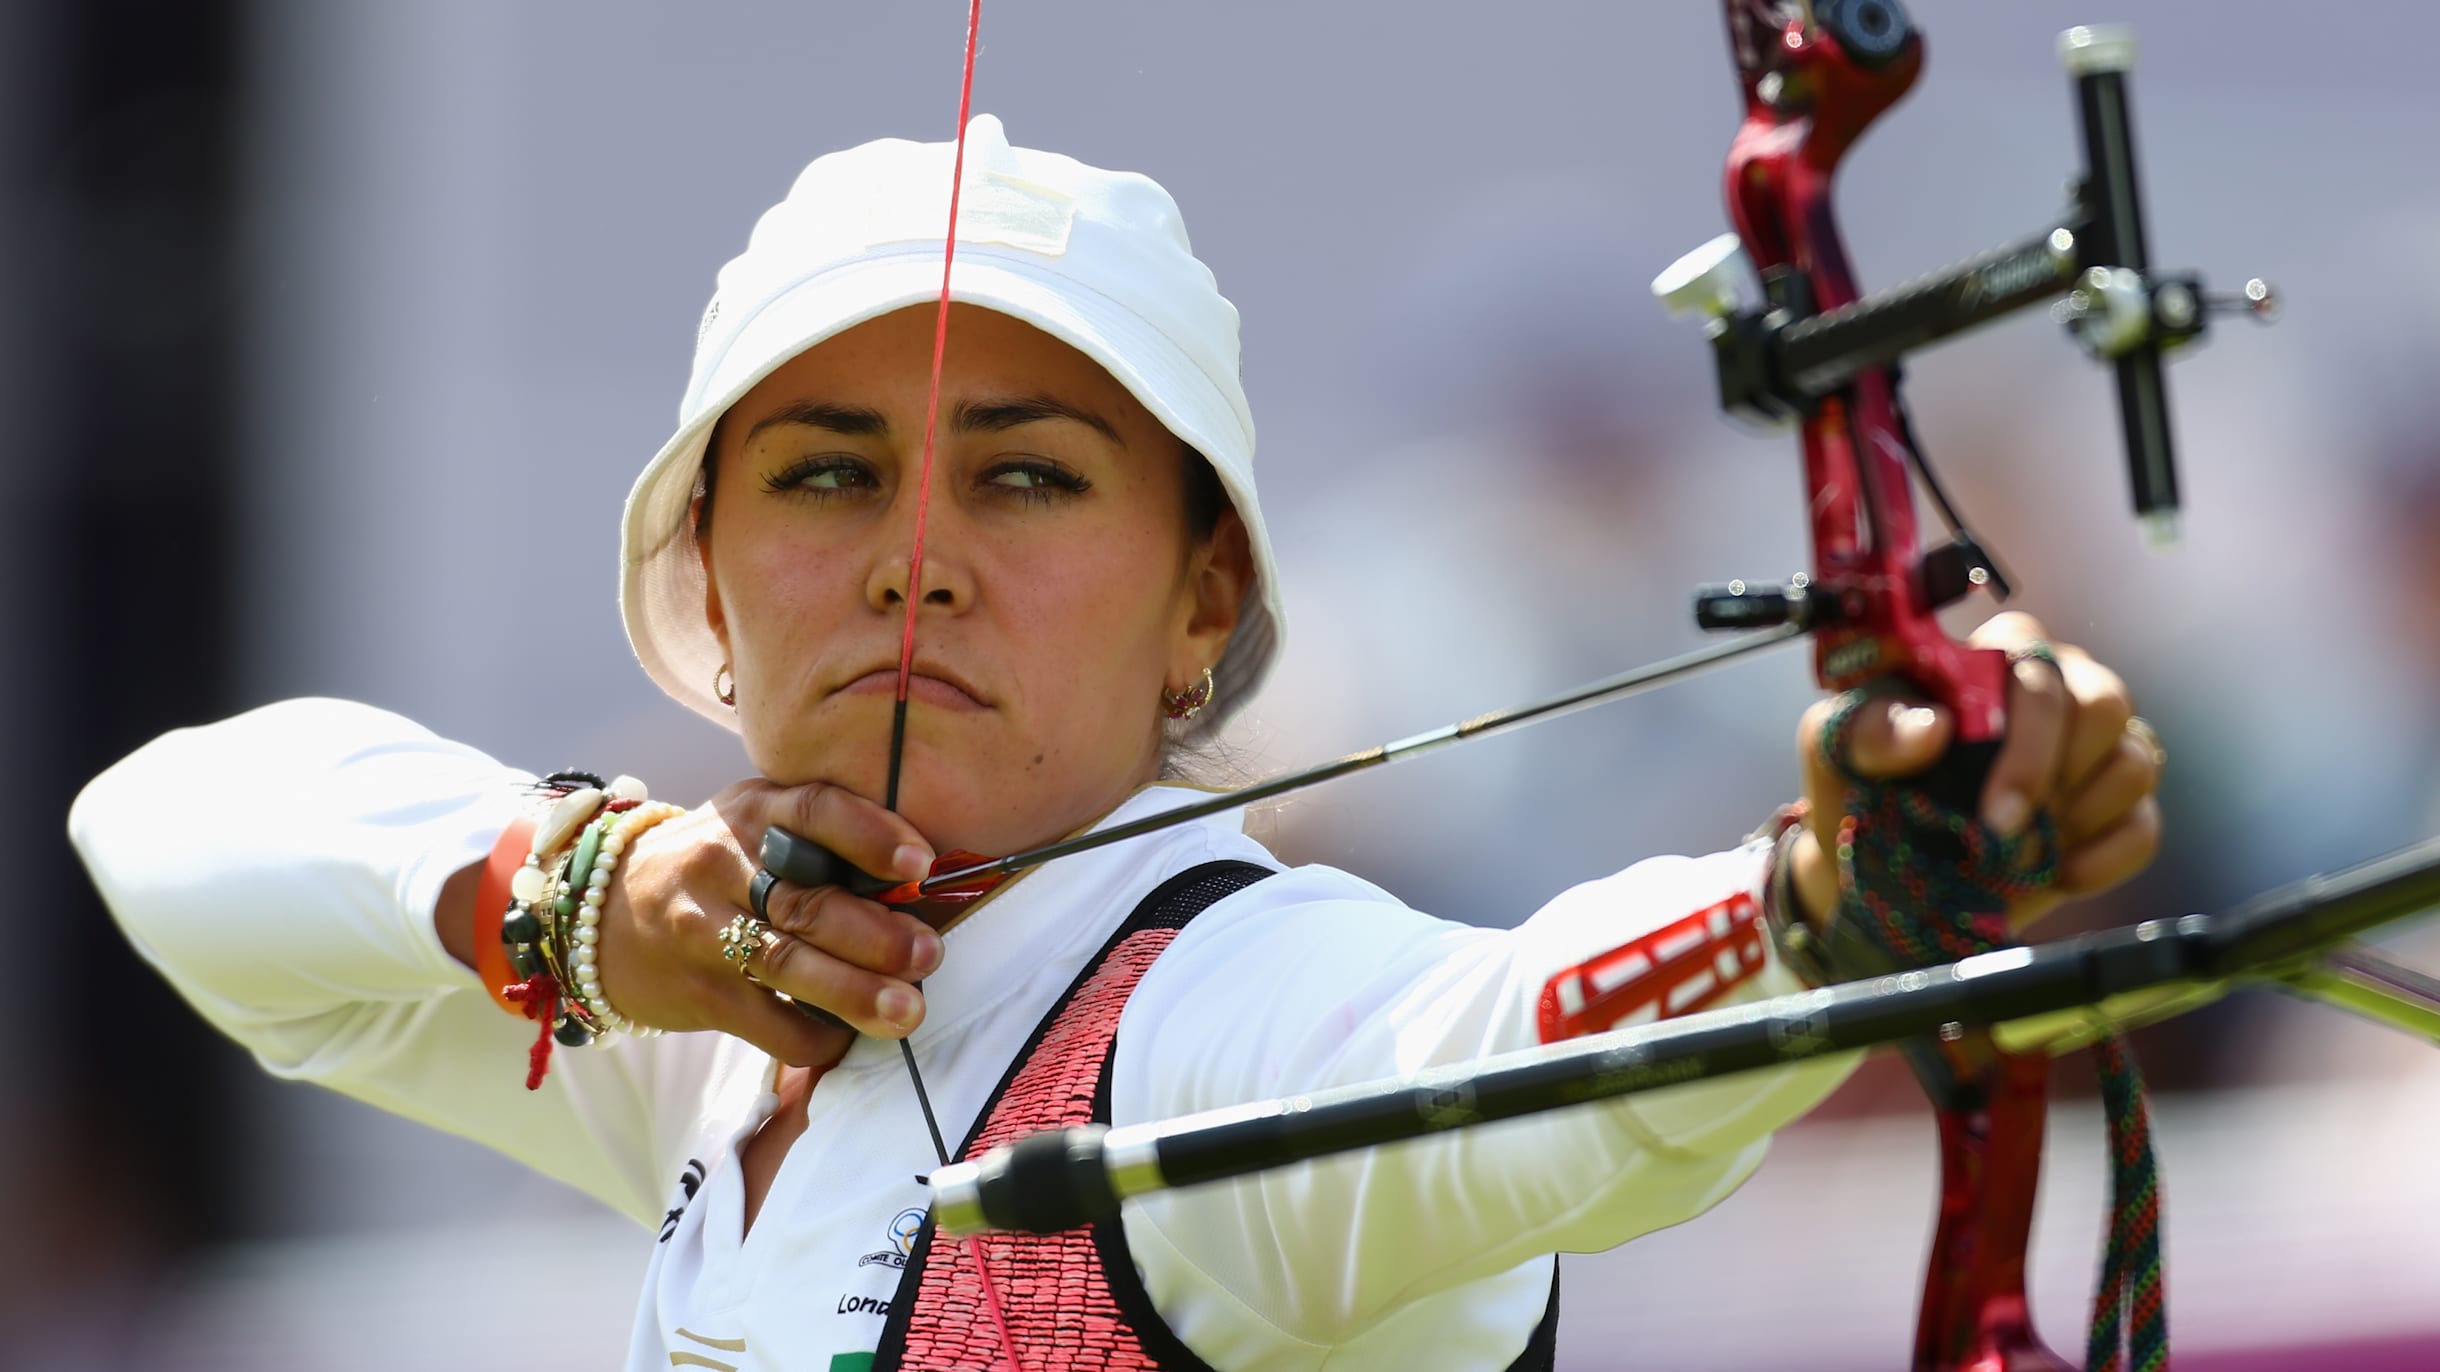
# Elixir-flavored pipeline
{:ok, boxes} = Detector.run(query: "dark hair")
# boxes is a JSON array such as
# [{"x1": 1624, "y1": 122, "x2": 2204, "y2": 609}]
[{"x1": 1177, "y1": 442, "x2": 1227, "y2": 540}]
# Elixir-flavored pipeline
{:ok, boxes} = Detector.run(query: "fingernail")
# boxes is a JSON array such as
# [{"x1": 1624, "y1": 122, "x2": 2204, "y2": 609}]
[
  {"x1": 892, "y1": 844, "x2": 934, "y2": 880},
  {"x1": 877, "y1": 986, "x2": 922, "y2": 1031},
  {"x1": 912, "y1": 931, "x2": 944, "y2": 976},
  {"x1": 1987, "y1": 791, "x2": 2029, "y2": 837},
  {"x1": 1897, "y1": 705, "x2": 1939, "y2": 739}
]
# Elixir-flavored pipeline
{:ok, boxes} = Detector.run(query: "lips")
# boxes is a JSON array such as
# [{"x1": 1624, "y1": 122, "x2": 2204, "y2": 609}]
[{"x1": 836, "y1": 662, "x2": 990, "y2": 711}]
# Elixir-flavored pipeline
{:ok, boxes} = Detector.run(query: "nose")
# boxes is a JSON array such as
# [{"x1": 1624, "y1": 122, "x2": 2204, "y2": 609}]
[{"x1": 865, "y1": 509, "x2": 975, "y2": 616}]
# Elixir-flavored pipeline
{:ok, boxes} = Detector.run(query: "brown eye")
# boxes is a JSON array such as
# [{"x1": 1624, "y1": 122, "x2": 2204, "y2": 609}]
[
  {"x1": 764, "y1": 455, "x2": 879, "y2": 497},
  {"x1": 983, "y1": 459, "x2": 1089, "y2": 500}
]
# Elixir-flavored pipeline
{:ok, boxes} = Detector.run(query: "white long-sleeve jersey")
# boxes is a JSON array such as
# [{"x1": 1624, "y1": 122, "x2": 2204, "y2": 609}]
[{"x1": 68, "y1": 698, "x2": 1859, "y2": 1371}]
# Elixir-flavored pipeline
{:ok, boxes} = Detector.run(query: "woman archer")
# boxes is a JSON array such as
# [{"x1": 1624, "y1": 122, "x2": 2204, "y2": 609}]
[{"x1": 69, "y1": 116, "x2": 2163, "y2": 1371}]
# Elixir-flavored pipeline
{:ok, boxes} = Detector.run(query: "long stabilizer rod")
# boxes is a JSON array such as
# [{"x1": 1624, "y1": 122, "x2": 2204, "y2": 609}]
[{"x1": 931, "y1": 835, "x2": 2440, "y2": 1237}]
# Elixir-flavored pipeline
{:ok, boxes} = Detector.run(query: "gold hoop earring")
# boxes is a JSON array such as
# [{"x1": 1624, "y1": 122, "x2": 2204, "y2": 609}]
[
  {"x1": 714, "y1": 665, "x2": 736, "y2": 708},
  {"x1": 1162, "y1": 666, "x2": 1215, "y2": 722}
]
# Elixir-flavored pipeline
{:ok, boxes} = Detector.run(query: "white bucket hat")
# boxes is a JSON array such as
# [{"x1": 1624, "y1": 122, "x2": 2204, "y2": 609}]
[{"x1": 620, "y1": 114, "x2": 1283, "y2": 739}]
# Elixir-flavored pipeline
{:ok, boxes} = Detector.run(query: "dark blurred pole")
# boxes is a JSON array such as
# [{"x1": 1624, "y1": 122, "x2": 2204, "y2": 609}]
[{"x1": 4, "y1": 0, "x2": 255, "y2": 1351}]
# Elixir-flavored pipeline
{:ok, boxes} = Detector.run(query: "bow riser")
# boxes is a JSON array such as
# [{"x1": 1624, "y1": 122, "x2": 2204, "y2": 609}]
[
  {"x1": 1723, "y1": 9, "x2": 2010, "y2": 744},
  {"x1": 1718, "y1": 4, "x2": 2061, "y2": 1368}
]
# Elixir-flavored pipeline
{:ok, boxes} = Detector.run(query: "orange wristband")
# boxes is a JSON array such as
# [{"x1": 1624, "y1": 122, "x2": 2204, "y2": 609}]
[{"x1": 473, "y1": 815, "x2": 538, "y2": 1016}]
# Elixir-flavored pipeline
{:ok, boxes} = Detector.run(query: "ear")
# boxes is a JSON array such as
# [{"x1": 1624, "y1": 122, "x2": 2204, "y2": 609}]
[
  {"x1": 694, "y1": 488, "x2": 730, "y2": 659},
  {"x1": 1172, "y1": 508, "x2": 1254, "y2": 690}
]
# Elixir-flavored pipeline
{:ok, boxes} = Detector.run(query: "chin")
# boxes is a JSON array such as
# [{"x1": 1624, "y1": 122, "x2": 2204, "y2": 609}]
[
  {"x1": 881, "y1": 750, "x2": 1012, "y2": 852},
  {"x1": 743, "y1": 728, "x2": 989, "y2": 846}
]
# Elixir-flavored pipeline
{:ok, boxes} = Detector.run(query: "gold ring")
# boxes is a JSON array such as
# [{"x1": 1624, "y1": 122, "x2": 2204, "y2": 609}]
[
  {"x1": 2126, "y1": 715, "x2": 2166, "y2": 769},
  {"x1": 718, "y1": 913, "x2": 776, "y2": 981}
]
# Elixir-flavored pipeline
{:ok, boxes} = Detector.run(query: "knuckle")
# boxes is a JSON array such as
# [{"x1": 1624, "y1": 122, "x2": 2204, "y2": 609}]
[
  {"x1": 2132, "y1": 794, "x2": 2164, "y2": 839},
  {"x1": 1796, "y1": 697, "x2": 1839, "y2": 751},
  {"x1": 766, "y1": 880, "x2": 822, "y2": 935},
  {"x1": 786, "y1": 779, "x2": 840, "y2": 832},
  {"x1": 2012, "y1": 653, "x2": 2069, "y2": 702},
  {"x1": 754, "y1": 930, "x2": 807, "y2": 985},
  {"x1": 2120, "y1": 734, "x2": 2162, "y2": 787},
  {"x1": 851, "y1": 977, "x2": 895, "y2": 1025},
  {"x1": 711, "y1": 780, "x2": 767, "y2": 837},
  {"x1": 808, "y1": 969, "x2": 888, "y2": 1031},
  {"x1": 886, "y1": 920, "x2": 934, "y2": 977},
  {"x1": 2093, "y1": 689, "x2": 2134, "y2": 736},
  {"x1": 2074, "y1": 650, "x2": 2127, "y2": 698},
  {"x1": 1975, "y1": 610, "x2": 2045, "y2": 647},
  {"x1": 2074, "y1": 666, "x2": 2134, "y2": 731}
]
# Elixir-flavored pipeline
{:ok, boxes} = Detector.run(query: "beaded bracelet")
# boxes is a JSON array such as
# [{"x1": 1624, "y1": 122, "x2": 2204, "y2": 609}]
[
  {"x1": 560, "y1": 801, "x2": 685, "y2": 1039},
  {"x1": 532, "y1": 812, "x2": 618, "y2": 1045},
  {"x1": 496, "y1": 772, "x2": 654, "y2": 1087}
]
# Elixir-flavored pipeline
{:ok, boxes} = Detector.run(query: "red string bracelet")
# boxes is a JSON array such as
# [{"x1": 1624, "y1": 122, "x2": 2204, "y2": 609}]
[{"x1": 503, "y1": 972, "x2": 563, "y2": 1091}]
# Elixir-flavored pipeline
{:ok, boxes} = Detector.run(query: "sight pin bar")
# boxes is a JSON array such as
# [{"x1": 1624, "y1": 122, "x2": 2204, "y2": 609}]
[{"x1": 928, "y1": 836, "x2": 2440, "y2": 1238}]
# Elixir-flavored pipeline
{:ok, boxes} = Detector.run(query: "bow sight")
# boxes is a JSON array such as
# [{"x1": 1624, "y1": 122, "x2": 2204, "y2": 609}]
[{"x1": 1658, "y1": 12, "x2": 2274, "y2": 643}]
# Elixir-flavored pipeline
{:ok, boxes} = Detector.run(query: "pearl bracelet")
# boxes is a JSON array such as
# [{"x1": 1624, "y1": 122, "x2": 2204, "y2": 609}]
[
  {"x1": 565, "y1": 800, "x2": 686, "y2": 1039},
  {"x1": 499, "y1": 773, "x2": 657, "y2": 1054}
]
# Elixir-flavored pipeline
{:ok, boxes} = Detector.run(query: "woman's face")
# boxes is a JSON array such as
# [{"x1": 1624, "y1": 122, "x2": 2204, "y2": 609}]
[{"x1": 701, "y1": 303, "x2": 1251, "y2": 858}]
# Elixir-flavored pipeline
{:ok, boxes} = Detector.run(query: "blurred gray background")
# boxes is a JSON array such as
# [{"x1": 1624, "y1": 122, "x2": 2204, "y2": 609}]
[{"x1": 12, "y1": 0, "x2": 2440, "y2": 1366}]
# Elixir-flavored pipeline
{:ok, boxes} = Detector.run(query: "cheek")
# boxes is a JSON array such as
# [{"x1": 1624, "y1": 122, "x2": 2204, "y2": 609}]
[
  {"x1": 715, "y1": 522, "x2": 854, "y2": 682},
  {"x1": 1000, "y1": 522, "x2": 1179, "y2": 703}
]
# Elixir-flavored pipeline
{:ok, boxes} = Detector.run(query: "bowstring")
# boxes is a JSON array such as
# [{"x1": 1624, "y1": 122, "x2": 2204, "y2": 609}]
[
  {"x1": 889, "y1": 4, "x2": 1022, "y2": 1366},
  {"x1": 886, "y1": 0, "x2": 982, "y2": 821}
]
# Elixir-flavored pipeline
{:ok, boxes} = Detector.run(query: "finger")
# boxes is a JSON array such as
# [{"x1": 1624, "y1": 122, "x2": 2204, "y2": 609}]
[
  {"x1": 1967, "y1": 609, "x2": 2053, "y2": 657},
  {"x1": 2057, "y1": 733, "x2": 2161, "y2": 845},
  {"x1": 2056, "y1": 646, "x2": 2137, "y2": 792},
  {"x1": 751, "y1": 929, "x2": 927, "y2": 1039},
  {"x1": 1802, "y1": 694, "x2": 1953, "y2": 789},
  {"x1": 1980, "y1": 648, "x2": 2070, "y2": 836},
  {"x1": 733, "y1": 780, "x2": 936, "y2": 884},
  {"x1": 720, "y1": 978, "x2": 857, "y2": 1068},
  {"x1": 1794, "y1": 696, "x2": 1950, "y2": 927},
  {"x1": 763, "y1": 882, "x2": 944, "y2": 979},
  {"x1": 2058, "y1": 796, "x2": 2163, "y2": 897}
]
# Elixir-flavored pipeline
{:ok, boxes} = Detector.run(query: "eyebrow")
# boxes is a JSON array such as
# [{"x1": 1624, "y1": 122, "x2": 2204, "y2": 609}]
[
  {"x1": 741, "y1": 393, "x2": 1123, "y2": 446},
  {"x1": 743, "y1": 400, "x2": 889, "y2": 442},
  {"x1": 951, "y1": 394, "x2": 1123, "y2": 445}
]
